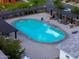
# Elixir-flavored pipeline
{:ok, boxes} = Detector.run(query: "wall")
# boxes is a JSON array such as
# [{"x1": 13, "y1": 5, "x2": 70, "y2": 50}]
[{"x1": 60, "y1": 50, "x2": 75, "y2": 59}]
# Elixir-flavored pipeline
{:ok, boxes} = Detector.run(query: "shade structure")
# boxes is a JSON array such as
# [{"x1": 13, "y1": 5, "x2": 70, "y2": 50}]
[{"x1": 0, "y1": 19, "x2": 17, "y2": 33}]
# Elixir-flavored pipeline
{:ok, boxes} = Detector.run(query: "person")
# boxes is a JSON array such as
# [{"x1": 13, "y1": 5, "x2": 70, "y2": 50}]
[{"x1": 41, "y1": 17, "x2": 44, "y2": 21}]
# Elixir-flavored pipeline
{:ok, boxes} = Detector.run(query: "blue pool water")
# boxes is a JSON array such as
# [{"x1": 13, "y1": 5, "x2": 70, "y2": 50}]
[{"x1": 13, "y1": 19, "x2": 65, "y2": 43}]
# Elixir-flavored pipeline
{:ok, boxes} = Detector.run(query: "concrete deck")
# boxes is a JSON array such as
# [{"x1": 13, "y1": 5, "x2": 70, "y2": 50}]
[{"x1": 5, "y1": 13, "x2": 79, "y2": 59}]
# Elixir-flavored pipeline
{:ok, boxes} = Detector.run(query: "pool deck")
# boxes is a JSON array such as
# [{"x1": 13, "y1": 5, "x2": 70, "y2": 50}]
[{"x1": 5, "y1": 13, "x2": 79, "y2": 59}]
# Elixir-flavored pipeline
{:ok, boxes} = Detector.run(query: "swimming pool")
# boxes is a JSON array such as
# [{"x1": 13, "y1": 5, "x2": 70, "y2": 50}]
[{"x1": 13, "y1": 19, "x2": 65, "y2": 43}]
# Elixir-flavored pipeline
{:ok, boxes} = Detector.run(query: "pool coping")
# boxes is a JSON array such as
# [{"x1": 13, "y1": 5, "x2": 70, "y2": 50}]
[{"x1": 13, "y1": 18, "x2": 68, "y2": 44}]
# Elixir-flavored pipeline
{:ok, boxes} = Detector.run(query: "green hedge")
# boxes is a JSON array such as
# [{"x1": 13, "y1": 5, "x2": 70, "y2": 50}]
[
  {"x1": 28, "y1": 0, "x2": 46, "y2": 6},
  {"x1": 0, "y1": 3, "x2": 4, "y2": 9},
  {"x1": 4, "y1": 3, "x2": 16, "y2": 10},
  {"x1": 0, "y1": 0, "x2": 47, "y2": 11},
  {"x1": 15, "y1": 2, "x2": 33, "y2": 8}
]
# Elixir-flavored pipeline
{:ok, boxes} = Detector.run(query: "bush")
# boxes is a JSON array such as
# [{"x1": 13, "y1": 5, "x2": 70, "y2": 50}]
[
  {"x1": 0, "y1": 36, "x2": 6, "y2": 50},
  {"x1": 54, "y1": 0, "x2": 60, "y2": 4},
  {"x1": 0, "y1": 36, "x2": 23, "y2": 59},
  {"x1": 15, "y1": 2, "x2": 32, "y2": 8},
  {"x1": 54, "y1": 0, "x2": 64, "y2": 10},
  {"x1": 0, "y1": 0, "x2": 47, "y2": 10},
  {"x1": 4, "y1": 3, "x2": 16, "y2": 10},
  {"x1": 28, "y1": 0, "x2": 46, "y2": 6},
  {"x1": 71, "y1": 6, "x2": 79, "y2": 15},
  {"x1": 0, "y1": 3, "x2": 4, "y2": 9},
  {"x1": 56, "y1": 3, "x2": 64, "y2": 9}
]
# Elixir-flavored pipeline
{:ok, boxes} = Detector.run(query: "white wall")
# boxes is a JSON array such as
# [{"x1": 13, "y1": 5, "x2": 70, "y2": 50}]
[{"x1": 60, "y1": 50, "x2": 74, "y2": 59}]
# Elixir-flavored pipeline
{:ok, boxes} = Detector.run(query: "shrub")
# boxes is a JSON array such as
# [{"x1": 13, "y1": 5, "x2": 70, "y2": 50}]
[
  {"x1": 71, "y1": 6, "x2": 79, "y2": 15},
  {"x1": 4, "y1": 3, "x2": 15, "y2": 10},
  {"x1": 54, "y1": 0, "x2": 64, "y2": 10},
  {"x1": 0, "y1": 36, "x2": 6, "y2": 50},
  {"x1": 0, "y1": 36, "x2": 23, "y2": 59},
  {"x1": 15, "y1": 2, "x2": 31, "y2": 8},
  {"x1": 0, "y1": 0, "x2": 47, "y2": 10},
  {"x1": 0, "y1": 3, "x2": 4, "y2": 9},
  {"x1": 28, "y1": 0, "x2": 46, "y2": 6}
]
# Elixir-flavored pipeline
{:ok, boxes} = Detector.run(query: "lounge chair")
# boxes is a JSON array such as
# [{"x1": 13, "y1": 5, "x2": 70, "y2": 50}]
[{"x1": 72, "y1": 31, "x2": 78, "y2": 34}]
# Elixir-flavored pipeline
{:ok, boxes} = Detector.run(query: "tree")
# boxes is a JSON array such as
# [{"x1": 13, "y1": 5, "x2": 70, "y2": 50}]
[
  {"x1": 53, "y1": 0, "x2": 64, "y2": 18},
  {"x1": 54, "y1": 0, "x2": 64, "y2": 10},
  {"x1": 71, "y1": 6, "x2": 79, "y2": 15},
  {"x1": 0, "y1": 36, "x2": 24, "y2": 59}
]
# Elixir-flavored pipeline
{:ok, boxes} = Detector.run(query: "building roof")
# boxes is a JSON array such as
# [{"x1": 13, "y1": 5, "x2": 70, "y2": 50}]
[
  {"x1": 58, "y1": 32, "x2": 79, "y2": 59},
  {"x1": 0, "y1": 19, "x2": 17, "y2": 33}
]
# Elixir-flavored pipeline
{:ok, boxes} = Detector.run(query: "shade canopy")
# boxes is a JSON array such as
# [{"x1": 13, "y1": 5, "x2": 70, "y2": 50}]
[{"x1": 0, "y1": 19, "x2": 17, "y2": 33}]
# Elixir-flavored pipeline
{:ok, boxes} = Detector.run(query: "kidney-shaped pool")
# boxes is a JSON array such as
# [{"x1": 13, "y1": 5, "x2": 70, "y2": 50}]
[{"x1": 13, "y1": 19, "x2": 65, "y2": 43}]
